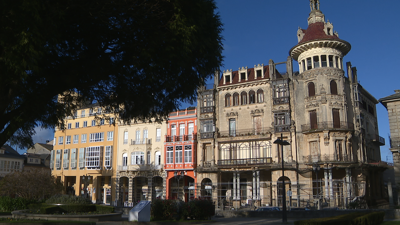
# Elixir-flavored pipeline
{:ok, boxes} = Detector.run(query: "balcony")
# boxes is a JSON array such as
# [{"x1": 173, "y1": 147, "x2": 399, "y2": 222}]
[
  {"x1": 130, "y1": 138, "x2": 152, "y2": 145},
  {"x1": 302, "y1": 154, "x2": 355, "y2": 164},
  {"x1": 218, "y1": 127, "x2": 272, "y2": 138},
  {"x1": 217, "y1": 157, "x2": 272, "y2": 167},
  {"x1": 274, "y1": 125, "x2": 290, "y2": 133},
  {"x1": 200, "y1": 132, "x2": 214, "y2": 139},
  {"x1": 372, "y1": 135, "x2": 385, "y2": 146},
  {"x1": 118, "y1": 164, "x2": 163, "y2": 171},
  {"x1": 200, "y1": 106, "x2": 214, "y2": 114},
  {"x1": 301, "y1": 121, "x2": 354, "y2": 133},
  {"x1": 165, "y1": 134, "x2": 197, "y2": 143},
  {"x1": 273, "y1": 97, "x2": 289, "y2": 105}
]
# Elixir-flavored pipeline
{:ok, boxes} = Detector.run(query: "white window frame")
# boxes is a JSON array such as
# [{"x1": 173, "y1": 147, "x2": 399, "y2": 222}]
[
  {"x1": 135, "y1": 130, "x2": 140, "y2": 144},
  {"x1": 59, "y1": 136, "x2": 64, "y2": 145},
  {"x1": 143, "y1": 130, "x2": 148, "y2": 143},
  {"x1": 50, "y1": 150, "x2": 55, "y2": 170},
  {"x1": 184, "y1": 145, "x2": 192, "y2": 163},
  {"x1": 85, "y1": 146, "x2": 102, "y2": 169},
  {"x1": 81, "y1": 134, "x2": 87, "y2": 143},
  {"x1": 122, "y1": 153, "x2": 128, "y2": 167},
  {"x1": 188, "y1": 123, "x2": 194, "y2": 140},
  {"x1": 123, "y1": 131, "x2": 128, "y2": 144},
  {"x1": 56, "y1": 150, "x2": 62, "y2": 169},
  {"x1": 89, "y1": 132, "x2": 104, "y2": 142},
  {"x1": 104, "y1": 146, "x2": 112, "y2": 168},
  {"x1": 63, "y1": 149, "x2": 69, "y2": 169},
  {"x1": 73, "y1": 135, "x2": 79, "y2": 144},
  {"x1": 155, "y1": 151, "x2": 161, "y2": 166},
  {"x1": 71, "y1": 148, "x2": 77, "y2": 169},
  {"x1": 156, "y1": 128, "x2": 161, "y2": 142},
  {"x1": 131, "y1": 151, "x2": 144, "y2": 165},
  {"x1": 75, "y1": 122, "x2": 79, "y2": 128},
  {"x1": 107, "y1": 131, "x2": 114, "y2": 141},
  {"x1": 91, "y1": 120, "x2": 96, "y2": 126},
  {"x1": 81, "y1": 110, "x2": 85, "y2": 118},
  {"x1": 67, "y1": 123, "x2": 71, "y2": 129},
  {"x1": 66, "y1": 136, "x2": 71, "y2": 145},
  {"x1": 83, "y1": 121, "x2": 88, "y2": 127},
  {"x1": 166, "y1": 147, "x2": 173, "y2": 164},
  {"x1": 175, "y1": 145, "x2": 182, "y2": 164},
  {"x1": 79, "y1": 148, "x2": 85, "y2": 169}
]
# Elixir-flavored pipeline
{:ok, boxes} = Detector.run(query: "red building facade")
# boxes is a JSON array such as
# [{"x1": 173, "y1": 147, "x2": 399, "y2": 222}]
[{"x1": 164, "y1": 108, "x2": 197, "y2": 201}]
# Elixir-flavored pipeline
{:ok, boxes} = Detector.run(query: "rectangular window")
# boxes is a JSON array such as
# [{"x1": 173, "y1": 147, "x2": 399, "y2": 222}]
[
  {"x1": 89, "y1": 132, "x2": 104, "y2": 142},
  {"x1": 240, "y1": 72, "x2": 246, "y2": 81},
  {"x1": 73, "y1": 135, "x2": 79, "y2": 144},
  {"x1": 166, "y1": 146, "x2": 173, "y2": 164},
  {"x1": 131, "y1": 152, "x2": 144, "y2": 165},
  {"x1": 332, "y1": 109, "x2": 340, "y2": 128},
  {"x1": 100, "y1": 119, "x2": 104, "y2": 125},
  {"x1": 53, "y1": 137, "x2": 56, "y2": 146},
  {"x1": 79, "y1": 148, "x2": 85, "y2": 169},
  {"x1": 81, "y1": 110, "x2": 85, "y2": 118},
  {"x1": 307, "y1": 57, "x2": 312, "y2": 70},
  {"x1": 89, "y1": 108, "x2": 94, "y2": 116},
  {"x1": 143, "y1": 130, "x2": 148, "y2": 143},
  {"x1": 66, "y1": 136, "x2": 71, "y2": 145},
  {"x1": 74, "y1": 111, "x2": 77, "y2": 118},
  {"x1": 107, "y1": 131, "x2": 114, "y2": 141},
  {"x1": 91, "y1": 120, "x2": 96, "y2": 126},
  {"x1": 67, "y1": 123, "x2": 71, "y2": 129},
  {"x1": 63, "y1": 149, "x2": 69, "y2": 169},
  {"x1": 313, "y1": 56, "x2": 320, "y2": 68},
  {"x1": 229, "y1": 119, "x2": 236, "y2": 137},
  {"x1": 179, "y1": 124, "x2": 185, "y2": 138},
  {"x1": 184, "y1": 145, "x2": 192, "y2": 163},
  {"x1": 124, "y1": 131, "x2": 128, "y2": 144},
  {"x1": 328, "y1": 55, "x2": 334, "y2": 67},
  {"x1": 321, "y1": 55, "x2": 327, "y2": 67},
  {"x1": 109, "y1": 117, "x2": 114, "y2": 124},
  {"x1": 175, "y1": 146, "x2": 182, "y2": 163},
  {"x1": 56, "y1": 150, "x2": 62, "y2": 169},
  {"x1": 83, "y1": 121, "x2": 87, "y2": 127},
  {"x1": 81, "y1": 134, "x2": 87, "y2": 143},
  {"x1": 136, "y1": 130, "x2": 141, "y2": 144},
  {"x1": 256, "y1": 70, "x2": 262, "y2": 78},
  {"x1": 171, "y1": 125, "x2": 176, "y2": 137},
  {"x1": 310, "y1": 110, "x2": 318, "y2": 129},
  {"x1": 104, "y1": 146, "x2": 112, "y2": 168},
  {"x1": 225, "y1": 75, "x2": 230, "y2": 83},
  {"x1": 50, "y1": 150, "x2": 55, "y2": 170},
  {"x1": 71, "y1": 148, "x2": 77, "y2": 169},
  {"x1": 156, "y1": 128, "x2": 161, "y2": 142},
  {"x1": 75, "y1": 122, "x2": 79, "y2": 128},
  {"x1": 188, "y1": 123, "x2": 194, "y2": 140},
  {"x1": 85, "y1": 146, "x2": 102, "y2": 169}
]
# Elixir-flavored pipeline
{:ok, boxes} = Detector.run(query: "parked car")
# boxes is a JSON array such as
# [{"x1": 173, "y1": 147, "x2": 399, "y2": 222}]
[
  {"x1": 256, "y1": 206, "x2": 280, "y2": 211},
  {"x1": 290, "y1": 207, "x2": 310, "y2": 211}
]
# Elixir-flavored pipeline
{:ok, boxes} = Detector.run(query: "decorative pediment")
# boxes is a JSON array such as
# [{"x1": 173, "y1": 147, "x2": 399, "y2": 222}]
[
  {"x1": 226, "y1": 112, "x2": 238, "y2": 118},
  {"x1": 329, "y1": 101, "x2": 343, "y2": 108},
  {"x1": 250, "y1": 109, "x2": 264, "y2": 115},
  {"x1": 306, "y1": 102, "x2": 319, "y2": 108}
]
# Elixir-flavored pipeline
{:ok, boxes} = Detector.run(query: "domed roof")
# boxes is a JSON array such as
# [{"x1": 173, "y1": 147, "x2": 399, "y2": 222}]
[{"x1": 298, "y1": 22, "x2": 340, "y2": 44}]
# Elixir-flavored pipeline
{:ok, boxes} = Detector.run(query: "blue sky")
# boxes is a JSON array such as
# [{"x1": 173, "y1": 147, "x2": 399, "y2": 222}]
[
  {"x1": 212, "y1": 0, "x2": 400, "y2": 162},
  {"x1": 30, "y1": 0, "x2": 399, "y2": 162}
]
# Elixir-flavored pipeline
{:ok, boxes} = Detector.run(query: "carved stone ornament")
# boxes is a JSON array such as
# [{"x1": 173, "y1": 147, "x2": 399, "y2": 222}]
[
  {"x1": 306, "y1": 102, "x2": 319, "y2": 108},
  {"x1": 226, "y1": 112, "x2": 238, "y2": 118},
  {"x1": 251, "y1": 109, "x2": 264, "y2": 115},
  {"x1": 324, "y1": 132, "x2": 330, "y2": 146}
]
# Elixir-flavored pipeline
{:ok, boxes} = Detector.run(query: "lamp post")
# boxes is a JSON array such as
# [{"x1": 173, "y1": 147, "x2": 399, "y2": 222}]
[
  {"x1": 174, "y1": 171, "x2": 184, "y2": 201},
  {"x1": 274, "y1": 133, "x2": 290, "y2": 223},
  {"x1": 313, "y1": 164, "x2": 320, "y2": 210}
]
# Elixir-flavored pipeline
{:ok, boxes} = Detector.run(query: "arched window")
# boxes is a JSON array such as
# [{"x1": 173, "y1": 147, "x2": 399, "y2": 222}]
[
  {"x1": 249, "y1": 90, "x2": 256, "y2": 104},
  {"x1": 308, "y1": 82, "x2": 315, "y2": 97},
  {"x1": 147, "y1": 151, "x2": 151, "y2": 165},
  {"x1": 241, "y1": 92, "x2": 247, "y2": 105},
  {"x1": 225, "y1": 94, "x2": 231, "y2": 107},
  {"x1": 257, "y1": 89, "x2": 264, "y2": 103},
  {"x1": 233, "y1": 93, "x2": 239, "y2": 106},
  {"x1": 155, "y1": 151, "x2": 161, "y2": 166},
  {"x1": 330, "y1": 80, "x2": 338, "y2": 95}
]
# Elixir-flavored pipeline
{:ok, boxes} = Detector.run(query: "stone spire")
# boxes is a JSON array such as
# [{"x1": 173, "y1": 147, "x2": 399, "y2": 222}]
[{"x1": 308, "y1": 0, "x2": 325, "y2": 25}]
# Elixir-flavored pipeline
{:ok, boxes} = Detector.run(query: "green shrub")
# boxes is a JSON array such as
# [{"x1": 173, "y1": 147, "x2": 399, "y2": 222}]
[
  {"x1": 0, "y1": 196, "x2": 36, "y2": 211},
  {"x1": 95, "y1": 205, "x2": 114, "y2": 214},
  {"x1": 182, "y1": 200, "x2": 214, "y2": 220},
  {"x1": 45, "y1": 194, "x2": 92, "y2": 205},
  {"x1": 151, "y1": 199, "x2": 178, "y2": 221},
  {"x1": 294, "y1": 212, "x2": 385, "y2": 225},
  {"x1": 151, "y1": 199, "x2": 214, "y2": 221},
  {"x1": 40, "y1": 204, "x2": 96, "y2": 214}
]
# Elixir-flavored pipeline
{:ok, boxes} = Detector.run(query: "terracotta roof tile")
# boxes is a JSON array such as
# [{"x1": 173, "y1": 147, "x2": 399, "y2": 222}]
[
  {"x1": 299, "y1": 22, "x2": 339, "y2": 44},
  {"x1": 218, "y1": 65, "x2": 281, "y2": 86}
]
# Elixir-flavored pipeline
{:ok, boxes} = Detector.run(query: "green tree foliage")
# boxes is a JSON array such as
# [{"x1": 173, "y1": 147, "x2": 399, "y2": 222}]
[
  {"x1": 0, "y1": 168, "x2": 63, "y2": 201},
  {"x1": 0, "y1": 0, "x2": 223, "y2": 148}
]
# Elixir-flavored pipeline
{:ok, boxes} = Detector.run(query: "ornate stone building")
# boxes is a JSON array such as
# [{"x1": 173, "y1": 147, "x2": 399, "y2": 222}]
[{"x1": 196, "y1": 0, "x2": 387, "y2": 209}]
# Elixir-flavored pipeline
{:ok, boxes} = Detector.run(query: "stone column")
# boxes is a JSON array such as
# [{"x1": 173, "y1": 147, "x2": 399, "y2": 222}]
[
  {"x1": 115, "y1": 176, "x2": 120, "y2": 206},
  {"x1": 329, "y1": 169, "x2": 334, "y2": 206},
  {"x1": 252, "y1": 171, "x2": 256, "y2": 201},
  {"x1": 237, "y1": 172, "x2": 240, "y2": 200},
  {"x1": 257, "y1": 171, "x2": 260, "y2": 201},
  {"x1": 128, "y1": 177, "x2": 133, "y2": 203},
  {"x1": 147, "y1": 174, "x2": 153, "y2": 202},
  {"x1": 233, "y1": 172, "x2": 237, "y2": 200},
  {"x1": 324, "y1": 169, "x2": 329, "y2": 199}
]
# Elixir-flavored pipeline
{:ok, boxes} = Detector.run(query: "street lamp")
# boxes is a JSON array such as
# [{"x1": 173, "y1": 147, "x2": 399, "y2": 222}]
[
  {"x1": 274, "y1": 133, "x2": 290, "y2": 223},
  {"x1": 174, "y1": 171, "x2": 184, "y2": 201},
  {"x1": 313, "y1": 164, "x2": 320, "y2": 210}
]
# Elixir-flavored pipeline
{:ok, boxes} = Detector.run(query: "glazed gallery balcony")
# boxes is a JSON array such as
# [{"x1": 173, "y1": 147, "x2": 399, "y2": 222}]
[
  {"x1": 165, "y1": 134, "x2": 197, "y2": 143},
  {"x1": 217, "y1": 157, "x2": 272, "y2": 167},
  {"x1": 118, "y1": 164, "x2": 163, "y2": 171},
  {"x1": 301, "y1": 121, "x2": 354, "y2": 133}
]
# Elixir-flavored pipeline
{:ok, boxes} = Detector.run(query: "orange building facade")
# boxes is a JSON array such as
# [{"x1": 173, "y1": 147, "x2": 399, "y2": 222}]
[{"x1": 164, "y1": 108, "x2": 197, "y2": 201}]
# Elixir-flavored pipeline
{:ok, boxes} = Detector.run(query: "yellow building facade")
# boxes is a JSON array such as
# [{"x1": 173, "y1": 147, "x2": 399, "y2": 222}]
[{"x1": 51, "y1": 105, "x2": 118, "y2": 204}]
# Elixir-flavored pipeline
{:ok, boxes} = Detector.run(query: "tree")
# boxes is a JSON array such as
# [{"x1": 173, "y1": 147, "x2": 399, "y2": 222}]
[
  {"x1": 0, "y1": 168, "x2": 63, "y2": 201},
  {"x1": 0, "y1": 0, "x2": 223, "y2": 148}
]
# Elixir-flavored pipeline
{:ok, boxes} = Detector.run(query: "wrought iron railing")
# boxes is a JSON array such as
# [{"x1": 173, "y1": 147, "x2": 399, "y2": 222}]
[
  {"x1": 302, "y1": 154, "x2": 354, "y2": 164},
  {"x1": 273, "y1": 97, "x2": 289, "y2": 105},
  {"x1": 218, "y1": 127, "x2": 272, "y2": 138},
  {"x1": 372, "y1": 135, "x2": 385, "y2": 146},
  {"x1": 165, "y1": 134, "x2": 197, "y2": 142},
  {"x1": 301, "y1": 121, "x2": 354, "y2": 132},
  {"x1": 274, "y1": 125, "x2": 290, "y2": 132},
  {"x1": 200, "y1": 106, "x2": 214, "y2": 114},
  {"x1": 130, "y1": 138, "x2": 152, "y2": 145},
  {"x1": 200, "y1": 132, "x2": 214, "y2": 139},
  {"x1": 217, "y1": 157, "x2": 272, "y2": 166}
]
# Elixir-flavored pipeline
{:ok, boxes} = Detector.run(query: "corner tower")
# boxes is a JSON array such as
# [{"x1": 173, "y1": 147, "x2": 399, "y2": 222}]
[{"x1": 290, "y1": 0, "x2": 351, "y2": 73}]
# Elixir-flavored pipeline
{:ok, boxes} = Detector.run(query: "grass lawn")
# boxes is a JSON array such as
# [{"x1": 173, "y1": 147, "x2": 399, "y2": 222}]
[{"x1": 0, "y1": 218, "x2": 95, "y2": 224}]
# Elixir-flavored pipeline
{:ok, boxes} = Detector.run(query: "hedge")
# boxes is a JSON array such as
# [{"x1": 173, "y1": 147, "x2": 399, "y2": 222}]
[
  {"x1": 40, "y1": 204, "x2": 96, "y2": 214},
  {"x1": 0, "y1": 196, "x2": 36, "y2": 211},
  {"x1": 151, "y1": 199, "x2": 214, "y2": 221},
  {"x1": 95, "y1": 205, "x2": 114, "y2": 214},
  {"x1": 294, "y1": 212, "x2": 385, "y2": 225}
]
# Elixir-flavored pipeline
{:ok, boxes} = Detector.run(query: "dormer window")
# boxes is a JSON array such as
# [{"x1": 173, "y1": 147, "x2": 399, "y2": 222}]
[
  {"x1": 225, "y1": 75, "x2": 230, "y2": 83},
  {"x1": 240, "y1": 72, "x2": 245, "y2": 81},
  {"x1": 256, "y1": 70, "x2": 262, "y2": 78},
  {"x1": 0, "y1": 149, "x2": 4, "y2": 154}
]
